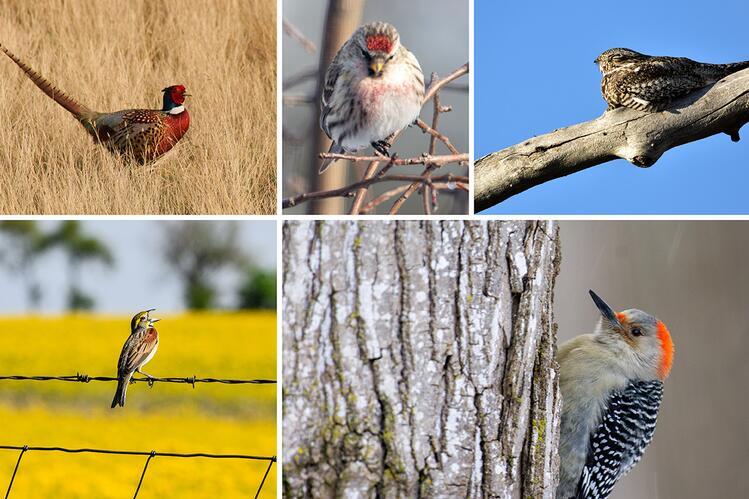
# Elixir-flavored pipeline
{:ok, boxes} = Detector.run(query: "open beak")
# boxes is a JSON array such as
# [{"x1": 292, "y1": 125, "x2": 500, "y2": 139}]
[{"x1": 589, "y1": 290, "x2": 622, "y2": 328}]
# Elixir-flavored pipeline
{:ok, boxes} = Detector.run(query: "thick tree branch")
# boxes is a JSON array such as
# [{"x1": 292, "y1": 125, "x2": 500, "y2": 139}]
[{"x1": 475, "y1": 68, "x2": 749, "y2": 212}]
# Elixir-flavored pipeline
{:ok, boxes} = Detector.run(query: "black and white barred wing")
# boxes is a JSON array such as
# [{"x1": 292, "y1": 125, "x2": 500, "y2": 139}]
[{"x1": 575, "y1": 380, "x2": 663, "y2": 499}]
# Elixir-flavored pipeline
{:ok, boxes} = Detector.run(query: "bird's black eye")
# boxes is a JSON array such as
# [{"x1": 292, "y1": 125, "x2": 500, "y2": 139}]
[{"x1": 631, "y1": 327, "x2": 643, "y2": 337}]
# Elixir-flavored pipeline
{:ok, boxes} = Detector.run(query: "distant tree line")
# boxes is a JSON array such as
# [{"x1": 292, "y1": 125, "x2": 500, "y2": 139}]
[{"x1": 0, "y1": 221, "x2": 275, "y2": 311}]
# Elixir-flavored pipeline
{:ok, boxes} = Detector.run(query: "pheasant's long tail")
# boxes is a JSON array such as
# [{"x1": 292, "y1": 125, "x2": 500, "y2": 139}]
[{"x1": 1, "y1": 43, "x2": 95, "y2": 121}]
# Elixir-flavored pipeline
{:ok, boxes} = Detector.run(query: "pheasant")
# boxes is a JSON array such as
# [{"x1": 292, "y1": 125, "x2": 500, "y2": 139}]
[{"x1": 1, "y1": 43, "x2": 190, "y2": 163}]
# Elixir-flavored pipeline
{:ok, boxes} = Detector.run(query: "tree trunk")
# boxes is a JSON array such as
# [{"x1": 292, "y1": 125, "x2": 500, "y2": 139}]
[
  {"x1": 283, "y1": 220, "x2": 561, "y2": 498},
  {"x1": 308, "y1": 0, "x2": 365, "y2": 214}
]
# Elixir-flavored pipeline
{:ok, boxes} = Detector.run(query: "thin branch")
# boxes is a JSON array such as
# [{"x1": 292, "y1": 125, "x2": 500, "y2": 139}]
[
  {"x1": 283, "y1": 19, "x2": 317, "y2": 53},
  {"x1": 319, "y1": 152, "x2": 467, "y2": 165},
  {"x1": 360, "y1": 182, "x2": 465, "y2": 214},
  {"x1": 283, "y1": 67, "x2": 318, "y2": 90},
  {"x1": 283, "y1": 174, "x2": 468, "y2": 209},
  {"x1": 474, "y1": 68, "x2": 749, "y2": 211}
]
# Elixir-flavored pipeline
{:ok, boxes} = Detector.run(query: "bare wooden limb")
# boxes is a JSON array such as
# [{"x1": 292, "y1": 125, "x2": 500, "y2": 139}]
[
  {"x1": 283, "y1": 19, "x2": 317, "y2": 53},
  {"x1": 282, "y1": 174, "x2": 468, "y2": 209},
  {"x1": 319, "y1": 152, "x2": 467, "y2": 166},
  {"x1": 474, "y1": 69, "x2": 749, "y2": 212}
]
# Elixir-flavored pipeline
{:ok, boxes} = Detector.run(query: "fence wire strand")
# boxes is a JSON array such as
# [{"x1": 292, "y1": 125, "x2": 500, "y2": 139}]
[
  {"x1": 1, "y1": 445, "x2": 276, "y2": 498},
  {"x1": 0, "y1": 373, "x2": 276, "y2": 386}
]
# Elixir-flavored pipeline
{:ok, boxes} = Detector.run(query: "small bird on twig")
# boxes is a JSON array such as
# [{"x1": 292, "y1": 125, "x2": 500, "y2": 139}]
[
  {"x1": 111, "y1": 309, "x2": 160, "y2": 408},
  {"x1": 595, "y1": 48, "x2": 749, "y2": 112},
  {"x1": 0, "y1": 43, "x2": 190, "y2": 163},
  {"x1": 318, "y1": 22, "x2": 424, "y2": 173}
]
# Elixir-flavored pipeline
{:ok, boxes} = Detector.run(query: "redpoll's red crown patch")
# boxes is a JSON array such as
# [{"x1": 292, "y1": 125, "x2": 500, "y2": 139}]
[{"x1": 366, "y1": 35, "x2": 393, "y2": 54}]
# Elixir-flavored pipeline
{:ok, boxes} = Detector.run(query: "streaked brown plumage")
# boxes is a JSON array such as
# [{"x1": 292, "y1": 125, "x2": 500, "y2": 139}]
[
  {"x1": 1, "y1": 43, "x2": 190, "y2": 163},
  {"x1": 596, "y1": 48, "x2": 749, "y2": 112},
  {"x1": 111, "y1": 309, "x2": 160, "y2": 408}
]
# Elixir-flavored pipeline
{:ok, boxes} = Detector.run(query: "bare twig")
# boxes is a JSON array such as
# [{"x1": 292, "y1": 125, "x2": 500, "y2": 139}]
[
  {"x1": 318, "y1": 152, "x2": 467, "y2": 166},
  {"x1": 283, "y1": 67, "x2": 318, "y2": 90},
  {"x1": 475, "y1": 68, "x2": 749, "y2": 211},
  {"x1": 283, "y1": 174, "x2": 468, "y2": 209},
  {"x1": 283, "y1": 19, "x2": 317, "y2": 53}
]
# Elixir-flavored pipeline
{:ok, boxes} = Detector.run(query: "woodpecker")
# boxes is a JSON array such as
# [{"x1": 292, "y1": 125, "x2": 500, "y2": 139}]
[{"x1": 556, "y1": 290, "x2": 674, "y2": 499}]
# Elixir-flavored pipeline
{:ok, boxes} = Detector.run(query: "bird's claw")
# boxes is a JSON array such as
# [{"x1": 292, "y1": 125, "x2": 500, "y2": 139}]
[{"x1": 372, "y1": 140, "x2": 392, "y2": 157}]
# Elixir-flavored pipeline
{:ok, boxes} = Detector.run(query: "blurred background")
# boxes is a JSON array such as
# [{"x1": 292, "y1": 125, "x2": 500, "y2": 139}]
[
  {"x1": 0, "y1": 220, "x2": 276, "y2": 497},
  {"x1": 556, "y1": 221, "x2": 749, "y2": 498},
  {"x1": 476, "y1": 0, "x2": 749, "y2": 215},
  {"x1": 283, "y1": 0, "x2": 469, "y2": 214}
]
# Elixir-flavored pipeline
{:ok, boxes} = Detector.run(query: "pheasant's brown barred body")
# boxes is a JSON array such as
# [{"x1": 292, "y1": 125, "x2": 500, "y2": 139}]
[
  {"x1": 595, "y1": 48, "x2": 749, "y2": 112},
  {"x1": 1, "y1": 43, "x2": 190, "y2": 163}
]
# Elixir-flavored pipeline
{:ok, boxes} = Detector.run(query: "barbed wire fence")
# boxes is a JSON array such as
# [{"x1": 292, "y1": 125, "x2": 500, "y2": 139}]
[{"x1": 1, "y1": 373, "x2": 277, "y2": 498}]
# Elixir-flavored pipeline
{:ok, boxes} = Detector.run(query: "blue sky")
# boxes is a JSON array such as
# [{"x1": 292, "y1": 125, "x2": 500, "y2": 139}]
[{"x1": 476, "y1": 1, "x2": 749, "y2": 214}]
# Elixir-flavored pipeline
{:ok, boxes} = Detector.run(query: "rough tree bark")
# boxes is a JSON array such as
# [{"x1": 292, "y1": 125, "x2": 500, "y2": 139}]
[
  {"x1": 475, "y1": 68, "x2": 749, "y2": 212},
  {"x1": 283, "y1": 220, "x2": 562, "y2": 498}
]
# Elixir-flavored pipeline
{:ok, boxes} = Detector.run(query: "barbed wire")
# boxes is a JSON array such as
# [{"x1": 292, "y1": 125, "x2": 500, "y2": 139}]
[
  {"x1": 1, "y1": 444, "x2": 276, "y2": 499},
  {"x1": 0, "y1": 373, "x2": 276, "y2": 387}
]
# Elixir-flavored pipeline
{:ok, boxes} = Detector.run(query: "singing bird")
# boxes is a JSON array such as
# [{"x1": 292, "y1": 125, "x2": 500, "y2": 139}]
[
  {"x1": 1, "y1": 43, "x2": 190, "y2": 163},
  {"x1": 111, "y1": 309, "x2": 160, "y2": 408}
]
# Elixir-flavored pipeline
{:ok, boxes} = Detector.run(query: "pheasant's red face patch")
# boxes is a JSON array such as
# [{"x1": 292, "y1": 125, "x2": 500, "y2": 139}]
[{"x1": 366, "y1": 35, "x2": 393, "y2": 54}]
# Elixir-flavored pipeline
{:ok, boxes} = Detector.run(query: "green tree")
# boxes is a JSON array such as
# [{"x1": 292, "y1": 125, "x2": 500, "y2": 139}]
[
  {"x1": 237, "y1": 267, "x2": 276, "y2": 309},
  {"x1": 161, "y1": 221, "x2": 248, "y2": 310},
  {"x1": 43, "y1": 221, "x2": 114, "y2": 311},
  {"x1": 0, "y1": 221, "x2": 49, "y2": 310}
]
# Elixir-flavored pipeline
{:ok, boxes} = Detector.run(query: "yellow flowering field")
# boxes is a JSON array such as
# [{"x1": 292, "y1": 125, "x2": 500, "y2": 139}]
[{"x1": 0, "y1": 312, "x2": 277, "y2": 498}]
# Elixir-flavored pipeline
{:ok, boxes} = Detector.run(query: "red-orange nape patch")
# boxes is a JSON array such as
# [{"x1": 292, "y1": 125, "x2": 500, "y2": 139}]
[
  {"x1": 366, "y1": 35, "x2": 393, "y2": 54},
  {"x1": 656, "y1": 321, "x2": 674, "y2": 380}
]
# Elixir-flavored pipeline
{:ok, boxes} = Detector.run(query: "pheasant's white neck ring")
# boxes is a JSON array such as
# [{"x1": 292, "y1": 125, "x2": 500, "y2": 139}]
[{"x1": 167, "y1": 105, "x2": 185, "y2": 115}]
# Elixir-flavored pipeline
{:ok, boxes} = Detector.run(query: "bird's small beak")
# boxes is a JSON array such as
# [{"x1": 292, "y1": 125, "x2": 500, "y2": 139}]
[
  {"x1": 589, "y1": 290, "x2": 622, "y2": 328},
  {"x1": 183, "y1": 93, "x2": 192, "y2": 97},
  {"x1": 370, "y1": 57, "x2": 385, "y2": 76},
  {"x1": 150, "y1": 318, "x2": 161, "y2": 324}
]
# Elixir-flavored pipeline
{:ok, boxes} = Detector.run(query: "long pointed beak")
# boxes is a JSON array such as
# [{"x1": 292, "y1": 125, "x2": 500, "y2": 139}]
[
  {"x1": 589, "y1": 290, "x2": 621, "y2": 328},
  {"x1": 150, "y1": 318, "x2": 161, "y2": 324}
]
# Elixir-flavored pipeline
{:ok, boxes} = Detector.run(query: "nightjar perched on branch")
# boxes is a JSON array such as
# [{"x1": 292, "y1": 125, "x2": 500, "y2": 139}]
[
  {"x1": 595, "y1": 48, "x2": 749, "y2": 112},
  {"x1": 318, "y1": 22, "x2": 425, "y2": 174}
]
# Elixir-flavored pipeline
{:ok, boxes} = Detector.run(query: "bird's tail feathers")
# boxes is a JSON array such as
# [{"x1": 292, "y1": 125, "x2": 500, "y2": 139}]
[
  {"x1": 110, "y1": 375, "x2": 130, "y2": 408},
  {"x1": 319, "y1": 141, "x2": 345, "y2": 174},
  {"x1": 0, "y1": 43, "x2": 95, "y2": 121}
]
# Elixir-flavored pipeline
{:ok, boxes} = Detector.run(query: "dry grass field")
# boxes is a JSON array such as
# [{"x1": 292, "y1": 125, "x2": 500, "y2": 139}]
[
  {"x1": 0, "y1": 0, "x2": 276, "y2": 214},
  {"x1": 0, "y1": 312, "x2": 277, "y2": 498}
]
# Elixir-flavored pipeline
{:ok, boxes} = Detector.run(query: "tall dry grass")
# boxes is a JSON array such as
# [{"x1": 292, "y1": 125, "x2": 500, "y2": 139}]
[{"x1": 0, "y1": 0, "x2": 276, "y2": 214}]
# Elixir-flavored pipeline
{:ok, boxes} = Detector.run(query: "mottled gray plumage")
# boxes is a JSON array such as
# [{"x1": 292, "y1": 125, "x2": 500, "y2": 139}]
[
  {"x1": 318, "y1": 22, "x2": 424, "y2": 173},
  {"x1": 595, "y1": 48, "x2": 749, "y2": 112}
]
